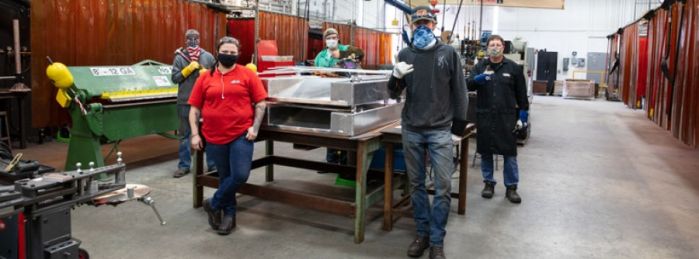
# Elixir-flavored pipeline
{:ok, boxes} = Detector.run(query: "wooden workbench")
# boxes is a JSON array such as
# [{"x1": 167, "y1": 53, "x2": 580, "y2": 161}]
[{"x1": 191, "y1": 126, "x2": 387, "y2": 243}]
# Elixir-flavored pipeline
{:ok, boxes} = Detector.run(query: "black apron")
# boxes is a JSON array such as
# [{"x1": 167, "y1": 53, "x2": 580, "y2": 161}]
[{"x1": 473, "y1": 60, "x2": 520, "y2": 156}]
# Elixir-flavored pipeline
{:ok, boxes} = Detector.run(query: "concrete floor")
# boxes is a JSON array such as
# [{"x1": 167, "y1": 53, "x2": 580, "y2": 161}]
[{"x1": 58, "y1": 96, "x2": 699, "y2": 258}]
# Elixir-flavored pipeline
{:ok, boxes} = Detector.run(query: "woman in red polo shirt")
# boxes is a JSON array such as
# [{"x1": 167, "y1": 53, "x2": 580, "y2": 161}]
[{"x1": 188, "y1": 36, "x2": 267, "y2": 235}]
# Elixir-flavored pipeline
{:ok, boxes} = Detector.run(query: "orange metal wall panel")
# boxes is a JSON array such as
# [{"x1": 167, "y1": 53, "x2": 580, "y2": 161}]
[
  {"x1": 258, "y1": 12, "x2": 308, "y2": 61},
  {"x1": 619, "y1": 24, "x2": 637, "y2": 107},
  {"x1": 647, "y1": 9, "x2": 661, "y2": 123},
  {"x1": 648, "y1": 8, "x2": 672, "y2": 129},
  {"x1": 625, "y1": 0, "x2": 699, "y2": 148},
  {"x1": 379, "y1": 33, "x2": 393, "y2": 66},
  {"x1": 678, "y1": 0, "x2": 697, "y2": 146},
  {"x1": 676, "y1": 1, "x2": 688, "y2": 143},
  {"x1": 687, "y1": 0, "x2": 699, "y2": 147},
  {"x1": 655, "y1": 9, "x2": 670, "y2": 128},
  {"x1": 322, "y1": 22, "x2": 392, "y2": 67},
  {"x1": 609, "y1": 2, "x2": 691, "y2": 147},
  {"x1": 31, "y1": 0, "x2": 226, "y2": 128},
  {"x1": 630, "y1": 24, "x2": 639, "y2": 108},
  {"x1": 636, "y1": 37, "x2": 648, "y2": 109},
  {"x1": 669, "y1": 4, "x2": 681, "y2": 136}
]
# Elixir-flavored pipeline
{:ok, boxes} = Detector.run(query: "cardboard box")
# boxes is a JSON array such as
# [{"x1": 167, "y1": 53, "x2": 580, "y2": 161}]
[
  {"x1": 533, "y1": 80, "x2": 548, "y2": 95},
  {"x1": 563, "y1": 79, "x2": 595, "y2": 99},
  {"x1": 553, "y1": 80, "x2": 564, "y2": 96}
]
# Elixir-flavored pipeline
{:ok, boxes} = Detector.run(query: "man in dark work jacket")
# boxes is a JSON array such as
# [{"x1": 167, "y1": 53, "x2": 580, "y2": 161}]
[
  {"x1": 466, "y1": 34, "x2": 529, "y2": 204},
  {"x1": 387, "y1": 6, "x2": 468, "y2": 259}
]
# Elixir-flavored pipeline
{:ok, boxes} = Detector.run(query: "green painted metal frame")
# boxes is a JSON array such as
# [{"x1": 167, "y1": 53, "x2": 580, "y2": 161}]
[{"x1": 63, "y1": 60, "x2": 178, "y2": 170}]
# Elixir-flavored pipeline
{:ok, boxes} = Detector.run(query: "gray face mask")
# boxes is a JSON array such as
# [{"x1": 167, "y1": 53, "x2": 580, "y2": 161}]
[{"x1": 487, "y1": 47, "x2": 502, "y2": 57}]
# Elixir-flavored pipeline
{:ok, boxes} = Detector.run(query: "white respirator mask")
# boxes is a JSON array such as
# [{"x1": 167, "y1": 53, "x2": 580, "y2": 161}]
[{"x1": 326, "y1": 39, "x2": 338, "y2": 49}]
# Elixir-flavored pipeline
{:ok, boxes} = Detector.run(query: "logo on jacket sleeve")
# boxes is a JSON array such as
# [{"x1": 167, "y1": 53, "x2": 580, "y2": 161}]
[{"x1": 437, "y1": 55, "x2": 448, "y2": 69}]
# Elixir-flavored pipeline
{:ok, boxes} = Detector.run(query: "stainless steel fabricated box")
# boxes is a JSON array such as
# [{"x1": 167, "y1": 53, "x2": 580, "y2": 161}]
[{"x1": 263, "y1": 75, "x2": 402, "y2": 136}]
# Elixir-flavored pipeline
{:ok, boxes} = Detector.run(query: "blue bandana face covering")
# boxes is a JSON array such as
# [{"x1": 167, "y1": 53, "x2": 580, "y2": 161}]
[{"x1": 412, "y1": 25, "x2": 435, "y2": 49}]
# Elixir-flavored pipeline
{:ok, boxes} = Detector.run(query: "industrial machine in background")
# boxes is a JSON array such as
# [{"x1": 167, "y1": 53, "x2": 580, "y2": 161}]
[
  {"x1": 504, "y1": 37, "x2": 535, "y2": 103},
  {"x1": 503, "y1": 37, "x2": 534, "y2": 145},
  {"x1": 0, "y1": 148, "x2": 165, "y2": 259},
  {"x1": 46, "y1": 60, "x2": 179, "y2": 170}
]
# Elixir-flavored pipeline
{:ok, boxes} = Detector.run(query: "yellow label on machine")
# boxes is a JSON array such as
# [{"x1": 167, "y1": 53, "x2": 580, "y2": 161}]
[{"x1": 100, "y1": 87, "x2": 178, "y2": 101}]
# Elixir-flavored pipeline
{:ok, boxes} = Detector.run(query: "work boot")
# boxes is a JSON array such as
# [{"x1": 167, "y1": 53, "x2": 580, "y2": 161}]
[
  {"x1": 173, "y1": 168, "x2": 189, "y2": 178},
  {"x1": 481, "y1": 182, "x2": 495, "y2": 199},
  {"x1": 203, "y1": 198, "x2": 221, "y2": 230},
  {"x1": 407, "y1": 235, "x2": 430, "y2": 257},
  {"x1": 218, "y1": 214, "x2": 236, "y2": 235},
  {"x1": 506, "y1": 185, "x2": 522, "y2": 204},
  {"x1": 429, "y1": 246, "x2": 446, "y2": 259}
]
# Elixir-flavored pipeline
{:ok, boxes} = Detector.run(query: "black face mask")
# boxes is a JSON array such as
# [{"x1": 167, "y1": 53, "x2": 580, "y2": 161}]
[{"x1": 218, "y1": 53, "x2": 238, "y2": 67}]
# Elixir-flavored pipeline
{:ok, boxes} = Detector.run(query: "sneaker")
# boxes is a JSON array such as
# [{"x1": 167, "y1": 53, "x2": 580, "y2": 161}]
[
  {"x1": 217, "y1": 214, "x2": 236, "y2": 235},
  {"x1": 481, "y1": 182, "x2": 495, "y2": 199},
  {"x1": 429, "y1": 246, "x2": 446, "y2": 259},
  {"x1": 506, "y1": 185, "x2": 522, "y2": 204},
  {"x1": 203, "y1": 198, "x2": 221, "y2": 230},
  {"x1": 173, "y1": 168, "x2": 190, "y2": 178},
  {"x1": 407, "y1": 235, "x2": 430, "y2": 257}
]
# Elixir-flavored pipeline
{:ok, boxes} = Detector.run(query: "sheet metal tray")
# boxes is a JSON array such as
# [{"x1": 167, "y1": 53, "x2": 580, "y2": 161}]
[
  {"x1": 263, "y1": 75, "x2": 390, "y2": 107},
  {"x1": 265, "y1": 102, "x2": 403, "y2": 136}
]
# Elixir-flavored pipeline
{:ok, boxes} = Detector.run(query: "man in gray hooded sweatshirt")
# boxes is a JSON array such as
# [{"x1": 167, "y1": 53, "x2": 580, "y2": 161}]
[{"x1": 387, "y1": 6, "x2": 468, "y2": 259}]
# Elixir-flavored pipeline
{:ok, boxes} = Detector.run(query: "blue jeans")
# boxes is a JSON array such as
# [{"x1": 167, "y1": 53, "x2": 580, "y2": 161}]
[
  {"x1": 206, "y1": 135, "x2": 254, "y2": 216},
  {"x1": 178, "y1": 104, "x2": 216, "y2": 170},
  {"x1": 402, "y1": 127, "x2": 454, "y2": 247},
  {"x1": 481, "y1": 154, "x2": 519, "y2": 187}
]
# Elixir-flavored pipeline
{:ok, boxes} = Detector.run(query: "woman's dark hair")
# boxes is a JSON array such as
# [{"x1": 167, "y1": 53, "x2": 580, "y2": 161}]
[
  {"x1": 216, "y1": 36, "x2": 241, "y2": 51},
  {"x1": 211, "y1": 36, "x2": 242, "y2": 76}
]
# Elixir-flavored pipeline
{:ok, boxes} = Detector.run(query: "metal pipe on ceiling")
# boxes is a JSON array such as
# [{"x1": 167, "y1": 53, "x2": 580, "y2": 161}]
[{"x1": 479, "y1": 0, "x2": 483, "y2": 38}]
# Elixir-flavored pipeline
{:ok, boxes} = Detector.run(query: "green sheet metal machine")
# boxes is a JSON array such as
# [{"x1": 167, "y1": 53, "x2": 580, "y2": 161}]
[{"x1": 46, "y1": 59, "x2": 178, "y2": 170}]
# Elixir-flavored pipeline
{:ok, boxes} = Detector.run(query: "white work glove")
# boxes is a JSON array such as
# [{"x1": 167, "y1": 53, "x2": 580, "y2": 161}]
[
  {"x1": 513, "y1": 120, "x2": 523, "y2": 132},
  {"x1": 392, "y1": 62, "x2": 414, "y2": 79},
  {"x1": 451, "y1": 134, "x2": 461, "y2": 142}
]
